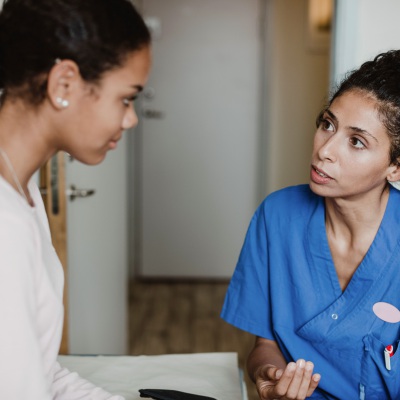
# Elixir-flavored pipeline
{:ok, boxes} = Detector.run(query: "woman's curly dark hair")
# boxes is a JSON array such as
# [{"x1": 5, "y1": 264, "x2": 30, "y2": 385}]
[
  {"x1": 327, "y1": 50, "x2": 400, "y2": 166},
  {"x1": 0, "y1": 0, "x2": 151, "y2": 104}
]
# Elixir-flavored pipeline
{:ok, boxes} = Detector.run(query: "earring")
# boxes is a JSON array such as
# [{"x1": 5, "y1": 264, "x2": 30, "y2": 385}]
[{"x1": 56, "y1": 97, "x2": 69, "y2": 108}]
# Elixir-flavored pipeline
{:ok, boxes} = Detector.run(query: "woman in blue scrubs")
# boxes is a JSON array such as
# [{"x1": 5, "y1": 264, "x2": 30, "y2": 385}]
[{"x1": 221, "y1": 50, "x2": 400, "y2": 399}]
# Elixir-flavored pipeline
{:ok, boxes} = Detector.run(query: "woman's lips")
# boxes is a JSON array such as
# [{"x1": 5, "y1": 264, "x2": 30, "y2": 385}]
[
  {"x1": 109, "y1": 135, "x2": 122, "y2": 150},
  {"x1": 109, "y1": 140, "x2": 118, "y2": 150},
  {"x1": 310, "y1": 165, "x2": 332, "y2": 184}
]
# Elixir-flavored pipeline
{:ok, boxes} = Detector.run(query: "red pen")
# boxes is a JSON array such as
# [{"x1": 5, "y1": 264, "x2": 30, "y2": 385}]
[{"x1": 384, "y1": 345, "x2": 394, "y2": 370}]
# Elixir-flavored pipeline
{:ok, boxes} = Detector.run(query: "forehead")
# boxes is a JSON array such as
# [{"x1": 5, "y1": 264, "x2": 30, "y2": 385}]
[
  {"x1": 331, "y1": 89, "x2": 378, "y2": 111},
  {"x1": 100, "y1": 47, "x2": 151, "y2": 87},
  {"x1": 330, "y1": 90, "x2": 386, "y2": 130}
]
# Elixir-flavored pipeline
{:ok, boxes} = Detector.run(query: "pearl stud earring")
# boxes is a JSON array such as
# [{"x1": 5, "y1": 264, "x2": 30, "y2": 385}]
[{"x1": 56, "y1": 97, "x2": 69, "y2": 108}]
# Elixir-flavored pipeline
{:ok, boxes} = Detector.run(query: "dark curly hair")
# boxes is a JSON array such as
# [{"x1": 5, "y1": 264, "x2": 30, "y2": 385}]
[
  {"x1": 0, "y1": 0, "x2": 151, "y2": 104},
  {"x1": 322, "y1": 50, "x2": 400, "y2": 166}
]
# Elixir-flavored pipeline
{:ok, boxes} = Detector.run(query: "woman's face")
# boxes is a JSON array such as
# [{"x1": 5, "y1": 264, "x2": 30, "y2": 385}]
[
  {"x1": 58, "y1": 46, "x2": 151, "y2": 165},
  {"x1": 310, "y1": 89, "x2": 398, "y2": 200}
]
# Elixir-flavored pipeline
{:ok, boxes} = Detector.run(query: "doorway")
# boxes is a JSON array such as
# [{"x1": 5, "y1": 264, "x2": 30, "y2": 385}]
[{"x1": 133, "y1": 0, "x2": 265, "y2": 279}]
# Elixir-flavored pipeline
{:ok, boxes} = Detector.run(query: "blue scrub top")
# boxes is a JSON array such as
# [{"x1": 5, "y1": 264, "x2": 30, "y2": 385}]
[{"x1": 221, "y1": 184, "x2": 400, "y2": 399}]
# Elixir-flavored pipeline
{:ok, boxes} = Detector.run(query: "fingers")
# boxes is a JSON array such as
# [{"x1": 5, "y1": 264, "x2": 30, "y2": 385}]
[
  {"x1": 256, "y1": 360, "x2": 321, "y2": 400},
  {"x1": 262, "y1": 365, "x2": 284, "y2": 381},
  {"x1": 273, "y1": 360, "x2": 321, "y2": 399},
  {"x1": 292, "y1": 361, "x2": 318, "y2": 398},
  {"x1": 306, "y1": 373, "x2": 321, "y2": 397},
  {"x1": 273, "y1": 361, "x2": 297, "y2": 397},
  {"x1": 256, "y1": 365, "x2": 284, "y2": 400}
]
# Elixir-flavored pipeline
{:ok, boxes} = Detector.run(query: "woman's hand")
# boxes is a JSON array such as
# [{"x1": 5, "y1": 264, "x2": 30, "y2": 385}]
[{"x1": 254, "y1": 359, "x2": 321, "y2": 400}]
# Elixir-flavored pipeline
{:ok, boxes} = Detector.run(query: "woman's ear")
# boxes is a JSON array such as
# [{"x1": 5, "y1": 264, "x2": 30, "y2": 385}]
[
  {"x1": 47, "y1": 59, "x2": 80, "y2": 110},
  {"x1": 387, "y1": 160, "x2": 400, "y2": 183}
]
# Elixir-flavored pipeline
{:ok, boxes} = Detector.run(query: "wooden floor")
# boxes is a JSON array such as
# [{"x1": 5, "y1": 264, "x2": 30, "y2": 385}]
[{"x1": 128, "y1": 280, "x2": 259, "y2": 400}]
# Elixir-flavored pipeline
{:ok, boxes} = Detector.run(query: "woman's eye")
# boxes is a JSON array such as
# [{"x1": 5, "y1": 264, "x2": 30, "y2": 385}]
[
  {"x1": 123, "y1": 96, "x2": 137, "y2": 106},
  {"x1": 320, "y1": 118, "x2": 334, "y2": 132},
  {"x1": 349, "y1": 137, "x2": 365, "y2": 149}
]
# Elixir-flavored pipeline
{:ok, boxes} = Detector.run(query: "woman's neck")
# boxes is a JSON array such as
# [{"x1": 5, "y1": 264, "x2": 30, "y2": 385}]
[
  {"x1": 324, "y1": 185, "x2": 389, "y2": 239},
  {"x1": 0, "y1": 98, "x2": 57, "y2": 192},
  {"x1": 324, "y1": 186, "x2": 390, "y2": 291}
]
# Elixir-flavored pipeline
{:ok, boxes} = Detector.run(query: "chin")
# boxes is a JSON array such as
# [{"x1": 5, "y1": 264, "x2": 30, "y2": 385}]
[
  {"x1": 90, "y1": 154, "x2": 107, "y2": 165},
  {"x1": 309, "y1": 181, "x2": 319, "y2": 194},
  {"x1": 73, "y1": 152, "x2": 107, "y2": 166},
  {"x1": 309, "y1": 181, "x2": 329, "y2": 196}
]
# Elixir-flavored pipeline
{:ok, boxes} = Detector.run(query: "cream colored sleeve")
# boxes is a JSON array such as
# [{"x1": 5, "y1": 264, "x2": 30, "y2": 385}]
[{"x1": 0, "y1": 213, "x2": 52, "y2": 400}]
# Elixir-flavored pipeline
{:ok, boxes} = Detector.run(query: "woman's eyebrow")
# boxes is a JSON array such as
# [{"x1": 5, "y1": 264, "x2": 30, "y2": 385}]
[
  {"x1": 325, "y1": 108, "x2": 338, "y2": 123},
  {"x1": 348, "y1": 126, "x2": 378, "y2": 142},
  {"x1": 132, "y1": 84, "x2": 144, "y2": 92},
  {"x1": 327, "y1": 108, "x2": 378, "y2": 142}
]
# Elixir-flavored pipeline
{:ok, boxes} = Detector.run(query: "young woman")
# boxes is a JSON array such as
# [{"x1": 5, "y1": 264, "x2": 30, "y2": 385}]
[
  {"x1": 0, "y1": 0, "x2": 151, "y2": 398},
  {"x1": 222, "y1": 50, "x2": 400, "y2": 399}
]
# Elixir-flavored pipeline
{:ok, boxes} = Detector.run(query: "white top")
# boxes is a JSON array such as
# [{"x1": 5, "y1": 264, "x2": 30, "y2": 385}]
[{"x1": 0, "y1": 177, "x2": 124, "y2": 400}]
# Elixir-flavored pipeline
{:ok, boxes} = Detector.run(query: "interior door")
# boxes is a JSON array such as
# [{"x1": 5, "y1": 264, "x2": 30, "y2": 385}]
[
  {"x1": 137, "y1": 0, "x2": 263, "y2": 278},
  {"x1": 65, "y1": 135, "x2": 129, "y2": 355}
]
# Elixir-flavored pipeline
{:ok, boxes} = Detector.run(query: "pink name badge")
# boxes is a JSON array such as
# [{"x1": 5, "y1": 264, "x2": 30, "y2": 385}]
[{"x1": 373, "y1": 302, "x2": 400, "y2": 323}]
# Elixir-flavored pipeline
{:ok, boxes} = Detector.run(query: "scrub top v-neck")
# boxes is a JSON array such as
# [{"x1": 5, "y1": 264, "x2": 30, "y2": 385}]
[{"x1": 221, "y1": 184, "x2": 400, "y2": 399}]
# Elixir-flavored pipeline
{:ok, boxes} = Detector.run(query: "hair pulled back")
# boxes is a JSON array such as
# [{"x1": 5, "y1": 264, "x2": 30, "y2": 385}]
[
  {"x1": 328, "y1": 50, "x2": 400, "y2": 166},
  {"x1": 0, "y1": 0, "x2": 151, "y2": 104}
]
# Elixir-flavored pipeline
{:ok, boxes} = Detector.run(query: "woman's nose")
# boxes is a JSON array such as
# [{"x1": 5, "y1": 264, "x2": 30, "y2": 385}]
[
  {"x1": 122, "y1": 105, "x2": 138, "y2": 130},
  {"x1": 317, "y1": 134, "x2": 338, "y2": 162}
]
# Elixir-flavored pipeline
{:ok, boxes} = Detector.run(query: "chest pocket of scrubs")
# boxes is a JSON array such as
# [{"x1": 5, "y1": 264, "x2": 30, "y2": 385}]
[{"x1": 361, "y1": 334, "x2": 400, "y2": 399}]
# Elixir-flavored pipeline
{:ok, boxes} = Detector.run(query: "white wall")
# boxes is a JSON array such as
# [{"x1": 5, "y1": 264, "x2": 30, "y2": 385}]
[
  {"x1": 332, "y1": 0, "x2": 400, "y2": 87},
  {"x1": 264, "y1": 0, "x2": 331, "y2": 194}
]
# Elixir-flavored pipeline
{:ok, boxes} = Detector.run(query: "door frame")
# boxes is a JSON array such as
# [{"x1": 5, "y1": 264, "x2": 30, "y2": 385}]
[{"x1": 40, "y1": 153, "x2": 69, "y2": 354}]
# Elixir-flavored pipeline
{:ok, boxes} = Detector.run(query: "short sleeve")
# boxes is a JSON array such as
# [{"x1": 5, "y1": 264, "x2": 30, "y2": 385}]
[{"x1": 220, "y1": 203, "x2": 274, "y2": 339}]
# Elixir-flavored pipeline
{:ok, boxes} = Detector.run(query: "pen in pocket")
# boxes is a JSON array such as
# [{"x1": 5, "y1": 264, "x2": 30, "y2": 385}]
[{"x1": 384, "y1": 345, "x2": 394, "y2": 371}]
